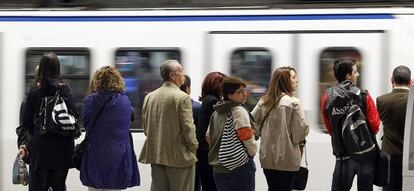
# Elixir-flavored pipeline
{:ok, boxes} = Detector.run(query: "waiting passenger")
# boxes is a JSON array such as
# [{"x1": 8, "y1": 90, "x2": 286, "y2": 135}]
[
  {"x1": 377, "y1": 66, "x2": 412, "y2": 191},
  {"x1": 179, "y1": 74, "x2": 202, "y2": 191},
  {"x1": 321, "y1": 58, "x2": 380, "y2": 191},
  {"x1": 197, "y1": 71, "x2": 227, "y2": 191},
  {"x1": 17, "y1": 65, "x2": 39, "y2": 164},
  {"x1": 22, "y1": 52, "x2": 77, "y2": 191},
  {"x1": 139, "y1": 60, "x2": 198, "y2": 191},
  {"x1": 207, "y1": 77, "x2": 257, "y2": 191},
  {"x1": 80, "y1": 66, "x2": 140, "y2": 191},
  {"x1": 251, "y1": 66, "x2": 309, "y2": 191}
]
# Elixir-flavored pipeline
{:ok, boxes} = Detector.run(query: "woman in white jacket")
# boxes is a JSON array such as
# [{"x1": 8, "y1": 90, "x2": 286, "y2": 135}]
[{"x1": 252, "y1": 66, "x2": 309, "y2": 191}]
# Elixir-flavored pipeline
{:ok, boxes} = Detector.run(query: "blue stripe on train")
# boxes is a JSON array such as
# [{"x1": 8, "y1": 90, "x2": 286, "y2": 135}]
[{"x1": 0, "y1": 14, "x2": 394, "y2": 22}]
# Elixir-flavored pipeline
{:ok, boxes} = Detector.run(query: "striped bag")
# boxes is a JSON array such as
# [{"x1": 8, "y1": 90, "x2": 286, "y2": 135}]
[{"x1": 218, "y1": 112, "x2": 249, "y2": 171}]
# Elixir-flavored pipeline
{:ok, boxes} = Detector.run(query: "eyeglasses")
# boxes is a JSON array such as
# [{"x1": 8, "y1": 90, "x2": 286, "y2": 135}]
[{"x1": 235, "y1": 88, "x2": 246, "y2": 94}]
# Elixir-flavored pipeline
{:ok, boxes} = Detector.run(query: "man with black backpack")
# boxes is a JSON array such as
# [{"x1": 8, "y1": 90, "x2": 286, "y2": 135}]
[{"x1": 321, "y1": 58, "x2": 380, "y2": 191}]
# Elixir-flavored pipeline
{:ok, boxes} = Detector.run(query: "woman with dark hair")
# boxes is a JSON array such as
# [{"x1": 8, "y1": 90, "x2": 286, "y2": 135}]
[
  {"x1": 252, "y1": 66, "x2": 309, "y2": 191},
  {"x1": 197, "y1": 71, "x2": 226, "y2": 191},
  {"x1": 207, "y1": 76, "x2": 257, "y2": 191},
  {"x1": 80, "y1": 66, "x2": 140, "y2": 191},
  {"x1": 22, "y1": 52, "x2": 77, "y2": 191}
]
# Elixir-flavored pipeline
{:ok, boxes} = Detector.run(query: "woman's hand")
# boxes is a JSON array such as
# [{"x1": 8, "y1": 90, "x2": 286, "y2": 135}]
[{"x1": 17, "y1": 145, "x2": 28, "y2": 158}]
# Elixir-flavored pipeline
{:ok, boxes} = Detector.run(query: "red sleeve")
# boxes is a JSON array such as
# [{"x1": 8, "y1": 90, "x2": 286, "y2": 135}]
[
  {"x1": 365, "y1": 92, "x2": 380, "y2": 134},
  {"x1": 321, "y1": 93, "x2": 332, "y2": 135},
  {"x1": 236, "y1": 127, "x2": 254, "y2": 141}
]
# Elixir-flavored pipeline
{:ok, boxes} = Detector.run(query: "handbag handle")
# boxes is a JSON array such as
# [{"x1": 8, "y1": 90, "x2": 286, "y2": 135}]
[
  {"x1": 258, "y1": 96, "x2": 282, "y2": 134},
  {"x1": 303, "y1": 144, "x2": 308, "y2": 168}
]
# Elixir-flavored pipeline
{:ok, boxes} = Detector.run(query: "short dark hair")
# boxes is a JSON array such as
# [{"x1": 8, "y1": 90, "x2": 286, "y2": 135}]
[
  {"x1": 392, "y1": 65, "x2": 411, "y2": 85},
  {"x1": 333, "y1": 58, "x2": 356, "y2": 83},
  {"x1": 180, "y1": 74, "x2": 191, "y2": 92},
  {"x1": 222, "y1": 77, "x2": 246, "y2": 101}
]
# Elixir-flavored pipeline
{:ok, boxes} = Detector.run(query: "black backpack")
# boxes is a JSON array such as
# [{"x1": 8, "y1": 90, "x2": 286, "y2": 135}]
[
  {"x1": 326, "y1": 87, "x2": 375, "y2": 161},
  {"x1": 38, "y1": 89, "x2": 80, "y2": 138}
]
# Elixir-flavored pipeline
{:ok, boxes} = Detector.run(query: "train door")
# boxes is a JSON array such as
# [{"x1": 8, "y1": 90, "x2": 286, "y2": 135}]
[
  {"x1": 403, "y1": 87, "x2": 414, "y2": 190},
  {"x1": 296, "y1": 32, "x2": 386, "y2": 191},
  {"x1": 208, "y1": 32, "x2": 293, "y2": 111}
]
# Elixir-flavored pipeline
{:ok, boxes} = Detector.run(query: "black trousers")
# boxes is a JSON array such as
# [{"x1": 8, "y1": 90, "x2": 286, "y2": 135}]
[
  {"x1": 29, "y1": 166, "x2": 68, "y2": 191},
  {"x1": 263, "y1": 168, "x2": 297, "y2": 191},
  {"x1": 383, "y1": 159, "x2": 402, "y2": 191},
  {"x1": 196, "y1": 149, "x2": 217, "y2": 191},
  {"x1": 331, "y1": 155, "x2": 376, "y2": 191}
]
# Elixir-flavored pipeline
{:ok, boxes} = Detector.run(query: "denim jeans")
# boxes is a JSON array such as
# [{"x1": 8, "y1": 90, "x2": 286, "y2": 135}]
[
  {"x1": 213, "y1": 157, "x2": 256, "y2": 191},
  {"x1": 331, "y1": 153, "x2": 376, "y2": 191}
]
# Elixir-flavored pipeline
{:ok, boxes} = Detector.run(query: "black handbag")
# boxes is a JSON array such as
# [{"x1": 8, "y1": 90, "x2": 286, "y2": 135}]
[
  {"x1": 72, "y1": 96, "x2": 111, "y2": 170},
  {"x1": 373, "y1": 146, "x2": 391, "y2": 186},
  {"x1": 293, "y1": 145, "x2": 309, "y2": 190},
  {"x1": 72, "y1": 138, "x2": 87, "y2": 170}
]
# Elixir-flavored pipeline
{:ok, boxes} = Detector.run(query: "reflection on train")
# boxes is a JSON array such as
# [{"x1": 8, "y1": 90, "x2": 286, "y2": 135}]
[{"x1": 1, "y1": 7, "x2": 414, "y2": 191}]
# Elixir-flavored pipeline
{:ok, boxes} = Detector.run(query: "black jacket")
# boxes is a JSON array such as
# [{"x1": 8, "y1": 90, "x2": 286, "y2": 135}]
[
  {"x1": 23, "y1": 80, "x2": 77, "y2": 170},
  {"x1": 197, "y1": 95, "x2": 219, "y2": 150}
]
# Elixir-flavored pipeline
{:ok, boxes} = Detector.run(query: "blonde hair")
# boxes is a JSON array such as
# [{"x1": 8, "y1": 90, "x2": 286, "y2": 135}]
[{"x1": 89, "y1": 66, "x2": 125, "y2": 93}]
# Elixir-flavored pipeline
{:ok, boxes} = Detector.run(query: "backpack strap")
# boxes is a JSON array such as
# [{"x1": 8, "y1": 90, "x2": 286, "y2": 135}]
[
  {"x1": 358, "y1": 90, "x2": 381, "y2": 151},
  {"x1": 325, "y1": 87, "x2": 334, "y2": 111},
  {"x1": 358, "y1": 89, "x2": 368, "y2": 116}
]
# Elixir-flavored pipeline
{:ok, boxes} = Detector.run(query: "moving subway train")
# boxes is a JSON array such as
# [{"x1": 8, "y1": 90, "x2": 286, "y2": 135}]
[{"x1": 1, "y1": 7, "x2": 414, "y2": 191}]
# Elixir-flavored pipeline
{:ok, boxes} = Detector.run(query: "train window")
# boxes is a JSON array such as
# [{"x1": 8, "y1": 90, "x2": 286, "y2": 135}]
[
  {"x1": 230, "y1": 49, "x2": 271, "y2": 111},
  {"x1": 115, "y1": 48, "x2": 181, "y2": 130},
  {"x1": 25, "y1": 48, "x2": 90, "y2": 124},
  {"x1": 318, "y1": 48, "x2": 362, "y2": 131}
]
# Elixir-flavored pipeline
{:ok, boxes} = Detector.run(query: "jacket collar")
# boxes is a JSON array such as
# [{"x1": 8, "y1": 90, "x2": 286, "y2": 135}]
[
  {"x1": 332, "y1": 80, "x2": 361, "y2": 99},
  {"x1": 213, "y1": 101, "x2": 240, "y2": 114},
  {"x1": 392, "y1": 86, "x2": 409, "y2": 93},
  {"x1": 163, "y1": 82, "x2": 180, "y2": 89}
]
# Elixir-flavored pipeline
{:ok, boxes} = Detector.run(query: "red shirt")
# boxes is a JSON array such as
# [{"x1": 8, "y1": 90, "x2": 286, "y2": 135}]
[{"x1": 321, "y1": 91, "x2": 380, "y2": 135}]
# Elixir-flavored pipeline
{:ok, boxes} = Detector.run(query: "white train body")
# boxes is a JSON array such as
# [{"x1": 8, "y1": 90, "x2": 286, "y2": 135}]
[{"x1": 0, "y1": 8, "x2": 414, "y2": 191}]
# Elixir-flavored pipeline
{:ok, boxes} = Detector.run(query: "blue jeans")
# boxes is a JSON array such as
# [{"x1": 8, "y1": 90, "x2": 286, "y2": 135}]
[
  {"x1": 213, "y1": 157, "x2": 256, "y2": 191},
  {"x1": 331, "y1": 153, "x2": 376, "y2": 191}
]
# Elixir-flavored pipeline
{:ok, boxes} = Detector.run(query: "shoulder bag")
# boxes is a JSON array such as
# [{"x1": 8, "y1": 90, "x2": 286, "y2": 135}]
[
  {"x1": 293, "y1": 144, "x2": 309, "y2": 190},
  {"x1": 218, "y1": 111, "x2": 249, "y2": 171}
]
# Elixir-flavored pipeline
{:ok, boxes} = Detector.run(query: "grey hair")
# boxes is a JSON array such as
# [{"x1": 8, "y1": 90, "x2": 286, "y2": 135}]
[{"x1": 160, "y1": 60, "x2": 181, "y2": 81}]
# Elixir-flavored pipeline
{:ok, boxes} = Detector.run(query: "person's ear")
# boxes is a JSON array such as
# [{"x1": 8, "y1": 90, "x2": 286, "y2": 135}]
[
  {"x1": 169, "y1": 72, "x2": 175, "y2": 81},
  {"x1": 345, "y1": 73, "x2": 352, "y2": 80}
]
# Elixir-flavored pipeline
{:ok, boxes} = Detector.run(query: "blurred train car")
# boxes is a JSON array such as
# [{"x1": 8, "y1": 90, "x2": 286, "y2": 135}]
[{"x1": 1, "y1": 7, "x2": 414, "y2": 191}]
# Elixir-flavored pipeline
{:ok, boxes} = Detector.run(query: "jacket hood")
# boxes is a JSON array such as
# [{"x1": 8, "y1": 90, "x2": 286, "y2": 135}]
[
  {"x1": 333, "y1": 80, "x2": 361, "y2": 99},
  {"x1": 213, "y1": 101, "x2": 240, "y2": 114},
  {"x1": 89, "y1": 91, "x2": 122, "y2": 107}
]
